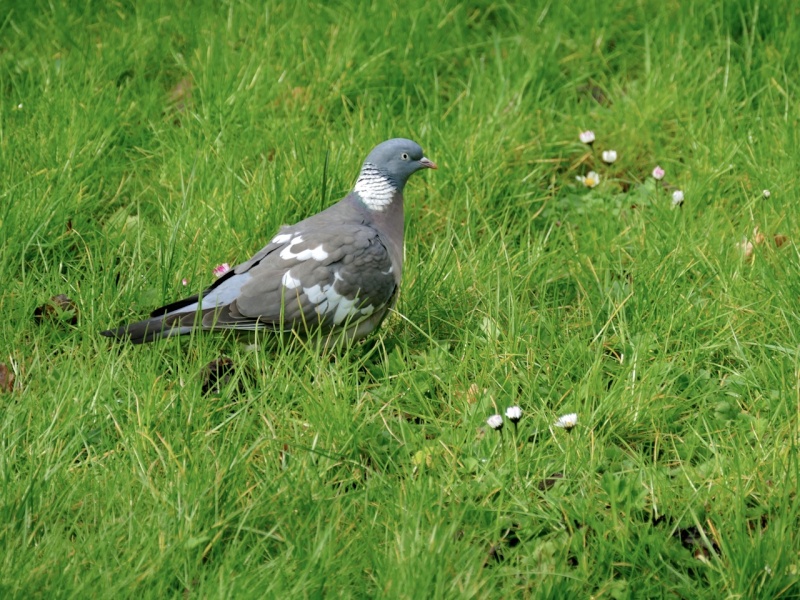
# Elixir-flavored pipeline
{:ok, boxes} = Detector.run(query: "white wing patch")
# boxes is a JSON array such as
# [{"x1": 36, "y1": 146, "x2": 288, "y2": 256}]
[
  {"x1": 279, "y1": 235, "x2": 329, "y2": 262},
  {"x1": 281, "y1": 270, "x2": 302, "y2": 290},
  {"x1": 272, "y1": 233, "x2": 292, "y2": 244},
  {"x1": 282, "y1": 271, "x2": 372, "y2": 325},
  {"x1": 332, "y1": 296, "x2": 358, "y2": 325}
]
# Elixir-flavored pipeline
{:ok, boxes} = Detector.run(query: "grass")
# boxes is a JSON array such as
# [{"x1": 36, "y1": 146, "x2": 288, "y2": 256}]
[{"x1": 2, "y1": 0, "x2": 800, "y2": 597}]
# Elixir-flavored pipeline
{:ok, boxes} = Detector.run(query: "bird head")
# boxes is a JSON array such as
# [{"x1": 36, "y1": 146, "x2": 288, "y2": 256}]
[{"x1": 362, "y1": 138, "x2": 437, "y2": 188}]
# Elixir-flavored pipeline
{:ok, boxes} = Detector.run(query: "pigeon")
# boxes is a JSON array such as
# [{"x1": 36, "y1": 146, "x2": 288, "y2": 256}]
[{"x1": 102, "y1": 138, "x2": 436, "y2": 345}]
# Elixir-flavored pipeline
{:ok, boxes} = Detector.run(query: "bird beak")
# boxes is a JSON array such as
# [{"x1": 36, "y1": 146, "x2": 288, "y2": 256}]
[{"x1": 419, "y1": 157, "x2": 437, "y2": 170}]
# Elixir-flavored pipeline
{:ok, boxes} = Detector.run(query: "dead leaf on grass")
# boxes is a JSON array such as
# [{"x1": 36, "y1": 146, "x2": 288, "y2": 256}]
[
  {"x1": 0, "y1": 363, "x2": 14, "y2": 393},
  {"x1": 34, "y1": 294, "x2": 79, "y2": 326}
]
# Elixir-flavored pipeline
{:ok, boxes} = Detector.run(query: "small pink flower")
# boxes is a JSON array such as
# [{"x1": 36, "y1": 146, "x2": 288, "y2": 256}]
[
  {"x1": 213, "y1": 263, "x2": 231, "y2": 278},
  {"x1": 579, "y1": 130, "x2": 596, "y2": 144},
  {"x1": 652, "y1": 166, "x2": 665, "y2": 180},
  {"x1": 181, "y1": 278, "x2": 189, "y2": 286}
]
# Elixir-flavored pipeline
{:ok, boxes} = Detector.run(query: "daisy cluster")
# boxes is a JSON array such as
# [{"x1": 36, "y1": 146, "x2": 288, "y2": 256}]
[
  {"x1": 575, "y1": 132, "x2": 785, "y2": 263},
  {"x1": 576, "y1": 130, "x2": 685, "y2": 207},
  {"x1": 486, "y1": 406, "x2": 523, "y2": 431},
  {"x1": 485, "y1": 408, "x2": 579, "y2": 432}
]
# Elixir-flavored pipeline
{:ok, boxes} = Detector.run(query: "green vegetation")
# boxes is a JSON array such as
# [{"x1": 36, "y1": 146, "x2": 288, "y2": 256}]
[{"x1": 2, "y1": 0, "x2": 799, "y2": 597}]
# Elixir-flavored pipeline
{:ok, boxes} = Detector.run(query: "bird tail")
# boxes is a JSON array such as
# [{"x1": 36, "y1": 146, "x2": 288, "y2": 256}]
[{"x1": 101, "y1": 312, "x2": 196, "y2": 344}]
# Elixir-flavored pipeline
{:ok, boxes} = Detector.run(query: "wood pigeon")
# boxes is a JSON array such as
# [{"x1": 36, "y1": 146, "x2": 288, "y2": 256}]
[{"x1": 102, "y1": 138, "x2": 436, "y2": 345}]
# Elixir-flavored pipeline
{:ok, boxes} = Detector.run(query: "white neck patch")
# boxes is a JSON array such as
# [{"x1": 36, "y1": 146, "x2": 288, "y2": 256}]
[{"x1": 354, "y1": 163, "x2": 396, "y2": 211}]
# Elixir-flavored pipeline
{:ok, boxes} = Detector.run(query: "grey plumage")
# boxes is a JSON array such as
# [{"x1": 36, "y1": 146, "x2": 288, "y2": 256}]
[{"x1": 102, "y1": 138, "x2": 436, "y2": 345}]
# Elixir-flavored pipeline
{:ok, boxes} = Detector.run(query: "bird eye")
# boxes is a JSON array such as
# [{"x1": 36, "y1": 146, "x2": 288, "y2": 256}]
[{"x1": 401, "y1": 153, "x2": 409, "y2": 160}]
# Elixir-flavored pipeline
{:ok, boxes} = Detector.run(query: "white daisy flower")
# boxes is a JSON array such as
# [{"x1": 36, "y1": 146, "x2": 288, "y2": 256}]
[
  {"x1": 671, "y1": 190, "x2": 684, "y2": 207},
  {"x1": 601, "y1": 150, "x2": 618, "y2": 164},
  {"x1": 576, "y1": 171, "x2": 600, "y2": 188},
  {"x1": 762, "y1": 189, "x2": 771, "y2": 199},
  {"x1": 554, "y1": 413, "x2": 578, "y2": 429},
  {"x1": 505, "y1": 406, "x2": 522, "y2": 423},
  {"x1": 579, "y1": 130, "x2": 596, "y2": 144},
  {"x1": 486, "y1": 414, "x2": 504, "y2": 431},
  {"x1": 652, "y1": 166, "x2": 665, "y2": 180}
]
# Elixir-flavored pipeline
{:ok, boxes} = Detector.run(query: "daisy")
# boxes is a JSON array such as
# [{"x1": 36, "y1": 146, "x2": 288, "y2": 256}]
[
  {"x1": 601, "y1": 150, "x2": 618, "y2": 164},
  {"x1": 213, "y1": 263, "x2": 231, "y2": 278},
  {"x1": 576, "y1": 171, "x2": 600, "y2": 188},
  {"x1": 554, "y1": 413, "x2": 578, "y2": 430},
  {"x1": 505, "y1": 406, "x2": 522, "y2": 423},
  {"x1": 486, "y1": 414, "x2": 504, "y2": 431},
  {"x1": 652, "y1": 166, "x2": 665, "y2": 180},
  {"x1": 579, "y1": 130, "x2": 596, "y2": 145}
]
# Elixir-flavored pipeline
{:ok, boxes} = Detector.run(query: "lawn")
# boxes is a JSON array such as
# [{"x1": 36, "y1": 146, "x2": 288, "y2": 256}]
[{"x1": 2, "y1": 0, "x2": 800, "y2": 597}]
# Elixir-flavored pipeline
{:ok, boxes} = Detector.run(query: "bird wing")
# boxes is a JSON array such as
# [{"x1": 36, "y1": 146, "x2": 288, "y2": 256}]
[{"x1": 194, "y1": 222, "x2": 398, "y2": 333}]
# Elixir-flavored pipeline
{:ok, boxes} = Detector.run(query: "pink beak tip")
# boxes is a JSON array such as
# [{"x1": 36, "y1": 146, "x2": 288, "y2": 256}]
[{"x1": 420, "y1": 157, "x2": 438, "y2": 170}]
